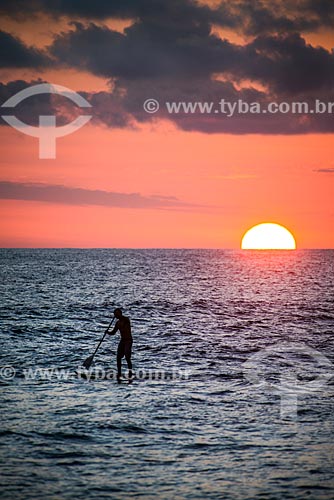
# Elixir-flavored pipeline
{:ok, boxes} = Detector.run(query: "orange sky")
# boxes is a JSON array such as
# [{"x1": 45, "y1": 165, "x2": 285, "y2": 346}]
[
  {"x1": 1, "y1": 119, "x2": 333, "y2": 248},
  {"x1": 0, "y1": 9, "x2": 333, "y2": 248}
]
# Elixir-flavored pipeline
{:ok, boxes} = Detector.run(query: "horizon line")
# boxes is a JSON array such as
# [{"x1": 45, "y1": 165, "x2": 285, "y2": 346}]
[{"x1": 0, "y1": 247, "x2": 333, "y2": 251}]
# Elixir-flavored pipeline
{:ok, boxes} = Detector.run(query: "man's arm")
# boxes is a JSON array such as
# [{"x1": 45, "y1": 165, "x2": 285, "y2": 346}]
[{"x1": 107, "y1": 320, "x2": 119, "y2": 335}]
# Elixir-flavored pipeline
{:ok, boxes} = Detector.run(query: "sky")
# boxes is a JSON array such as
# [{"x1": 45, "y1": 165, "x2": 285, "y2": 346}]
[{"x1": 0, "y1": 0, "x2": 333, "y2": 248}]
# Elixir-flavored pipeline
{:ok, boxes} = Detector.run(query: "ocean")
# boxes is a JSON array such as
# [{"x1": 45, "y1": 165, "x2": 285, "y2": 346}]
[{"x1": 0, "y1": 249, "x2": 333, "y2": 499}]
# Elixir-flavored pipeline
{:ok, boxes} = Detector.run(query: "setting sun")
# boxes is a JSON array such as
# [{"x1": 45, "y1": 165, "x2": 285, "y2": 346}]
[{"x1": 241, "y1": 223, "x2": 296, "y2": 250}]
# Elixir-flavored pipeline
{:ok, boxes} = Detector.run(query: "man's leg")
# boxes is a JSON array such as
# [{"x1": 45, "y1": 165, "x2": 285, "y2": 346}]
[
  {"x1": 125, "y1": 341, "x2": 133, "y2": 378},
  {"x1": 117, "y1": 341, "x2": 125, "y2": 380}
]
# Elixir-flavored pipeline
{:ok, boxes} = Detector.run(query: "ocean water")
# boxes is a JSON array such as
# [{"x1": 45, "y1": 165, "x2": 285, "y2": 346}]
[{"x1": 0, "y1": 249, "x2": 333, "y2": 500}]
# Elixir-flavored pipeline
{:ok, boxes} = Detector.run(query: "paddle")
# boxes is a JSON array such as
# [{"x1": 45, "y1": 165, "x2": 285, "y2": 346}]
[{"x1": 83, "y1": 316, "x2": 115, "y2": 369}]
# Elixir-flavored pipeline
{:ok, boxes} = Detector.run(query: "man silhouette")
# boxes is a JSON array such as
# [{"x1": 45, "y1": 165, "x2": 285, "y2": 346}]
[{"x1": 108, "y1": 308, "x2": 133, "y2": 382}]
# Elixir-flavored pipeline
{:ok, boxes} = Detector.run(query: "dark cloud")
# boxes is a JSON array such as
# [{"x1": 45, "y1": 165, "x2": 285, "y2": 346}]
[
  {"x1": 84, "y1": 74, "x2": 334, "y2": 134},
  {"x1": 0, "y1": 79, "x2": 85, "y2": 127},
  {"x1": 48, "y1": 23, "x2": 334, "y2": 96},
  {"x1": 1, "y1": 76, "x2": 334, "y2": 135},
  {"x1": 46, "y1": 22, "x2": 334, "y2": 133},
  {"x1": 0, "y1": 31, "x2": 50, "y2": 68},
  {"x1": 49, "y1": 21, "x2": 238, "y2": 80},
  {"x1": 1, "y1": 0, "x2": 333, "y2": 35},
  {"x1": 0, "y1": 79, "x2": 53, "y2": 126},
  {"x1": 0, "y1": 0, "x2": 38, "y2": 17},
  {"x1": 1, "y1": 1, "x2": 334, "y2": 134},
  {"x1": 0, "y1": 79, "x2": 132, "y2": 129},
  {"x1": 0, "y1": 0, "x2": 224, "y2": 27},
  {"x1": 245, "y1": 33, "x2": 334, "y2": 95},
  {"x1": 0, "y1": 181, "x2": 193, "y2": 209},
  {"x1": 305, "y1": 0, "x2": 334, "y2": 25},
  {"x1": 222, "y1": 0, "x2": 334, "y2": 36}
]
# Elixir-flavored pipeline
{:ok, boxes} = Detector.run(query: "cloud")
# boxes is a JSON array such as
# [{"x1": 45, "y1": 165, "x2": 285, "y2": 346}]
[
  {"x1": 2, "y1": 75, "x2": 334, "y2": 135},
  {"x1": 1, "y1": 0, "x2": 334, "y2": 35},
  {"x1": 0, "y1": 181, "x2": 194, "y2": 209},
  {"x1": 314, "y1": 168, "x2": 334, "y2": 173},
  {"x1": 0, "y1": 31, "x2": 50, "y2": 68},
  {"x1": 0, "y1": 0, "x2": 224, "y2": 27},
  {"x1": 0, "y1": 79, "x2": 76, "y2": 127},
  {"x1": 46, "y1": 23, "x2": 334, "y2": 131},
  {"x1": 0, "y1": 79, "x2": 134, "y2": 129},
  {"x1": 49, "y1": 21, "x2": 239, "y2": 80},
  {"x1": 1, "y1": 1, "x2": 334, "y2": 134},
  {"x1": 219, "y1": 0, "x2": 334, "y2": 36},
  {"x1": 114, "y1": 77, "x2": 324, "y2": 134},
  {"x1": 244, "y1": 33, "x2": 334, "y2": 95},
  {"x1": 49, "y1": 23, "x2": 334, "y2": 96}
]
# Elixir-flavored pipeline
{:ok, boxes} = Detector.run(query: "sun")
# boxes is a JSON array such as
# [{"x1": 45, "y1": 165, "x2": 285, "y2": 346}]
[{"x1": 241, "y1": 223, "x2": 296, "y2": 250}]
